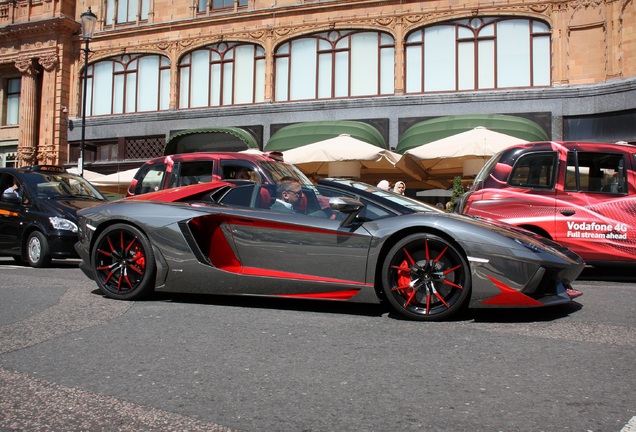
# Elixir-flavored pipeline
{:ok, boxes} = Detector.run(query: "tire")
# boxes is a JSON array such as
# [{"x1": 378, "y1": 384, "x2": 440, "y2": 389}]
[
  {"x1": 26, "y1": 231, "x2": 52, "y2": 268},
  {"x1": 91, "y1": 223, "x2": 156, "y2": 300},
  {"x1": 381, "y1": 233, "x2": 471, "y2": 321}
]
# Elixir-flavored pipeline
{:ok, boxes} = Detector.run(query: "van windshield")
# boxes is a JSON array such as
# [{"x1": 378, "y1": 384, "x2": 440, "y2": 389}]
[
  {"x1": 471, "y1": 152, "x2": 503, "y2": 190},
  {"x1": 260, "y1": 161, "x2": 314, "y2": 186}
]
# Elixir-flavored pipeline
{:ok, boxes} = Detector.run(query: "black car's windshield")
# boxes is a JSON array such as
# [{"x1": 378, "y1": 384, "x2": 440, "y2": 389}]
[{"x1": 23, "y1": 172, "x2": 106, "y2": 200}]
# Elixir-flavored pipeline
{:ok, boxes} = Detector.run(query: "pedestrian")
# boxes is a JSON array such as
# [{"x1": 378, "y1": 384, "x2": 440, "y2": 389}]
[
  {"x1": 393, "y1": 180, "x2": 406, "y2": 195},
  {"x1": 376, "y1": 180, "x2": 390, "y2": 191}
]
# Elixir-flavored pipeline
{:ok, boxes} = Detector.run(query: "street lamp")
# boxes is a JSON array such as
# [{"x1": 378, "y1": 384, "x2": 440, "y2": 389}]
[{"x1": 78, "y1": 7, "x2": 97, "y2": 177}]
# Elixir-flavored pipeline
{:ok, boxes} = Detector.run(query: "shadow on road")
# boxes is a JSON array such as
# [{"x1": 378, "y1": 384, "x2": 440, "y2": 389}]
[
  {"x1": 469, "y1": 301, "x2": 583, "y2": 323},
  {"x1": 0, "y1": 258, "x2": 81, "y2": 269},
  {"x1": 142, "y1": 291, "x2": 389, "y2": 319},
  {"x1": 579, "y1": 266, "x2": 636, "y2": 282},
  {"x1": 92, "y1": 289, "x2": 583, "y2": 323}
]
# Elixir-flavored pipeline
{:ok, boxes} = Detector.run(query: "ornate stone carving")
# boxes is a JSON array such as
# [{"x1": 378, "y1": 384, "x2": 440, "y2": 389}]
[
  {"x1": 38, "y1": 51, "x2": 58, "y2": 72},
  {"x1": 17, "y1": 147, "x2": 36, "y2": 165},
  {"x1": 36, "y1": 147, "x2": 57, "y2": 165},
  {"x1": 529, "y1": 3, "x2": 551, "y2": 13},
  {"x1": 15, "y1": 56, "x2": 37, "y2": 75},
  {"x1": 375, "y1": 17, "x2": 394, "y2": 27}
]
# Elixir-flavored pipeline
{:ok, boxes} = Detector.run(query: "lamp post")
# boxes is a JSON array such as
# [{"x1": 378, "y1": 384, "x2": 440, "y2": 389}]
[{"x1": 78, "y1": 7, "x2": 97, "y2": 177}]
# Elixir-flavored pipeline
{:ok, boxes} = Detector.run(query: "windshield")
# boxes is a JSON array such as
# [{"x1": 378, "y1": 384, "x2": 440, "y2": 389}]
[
  {"x1": 23, "y1": 172, "x2": 106, "y2": 200},
  {"x1": 325, "y1": 179, "x2": 443, "y2": 213},
  {"x1": 260, "y1": 161, "x2": 314, "y2": 186},
  {"x1": 471, "y1": 152, "x2": 503, "y2": 189}
]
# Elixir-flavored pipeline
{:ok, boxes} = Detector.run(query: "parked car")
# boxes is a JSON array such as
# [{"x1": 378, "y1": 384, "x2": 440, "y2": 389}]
[
  {"x1": 75, "y1": 178, "x2": 583, "y2": 321},
  {"x1": 126, "y1": 151, "x2": 312, "y2": 197},
  {"x1": 0, "y1": 165, "x2": 107, "y2": 267},
  {"x1": 455, "y1": 141, "x2": 636, "y2": 266}
]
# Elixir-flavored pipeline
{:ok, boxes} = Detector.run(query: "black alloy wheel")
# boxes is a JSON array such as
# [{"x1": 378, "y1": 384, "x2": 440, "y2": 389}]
[
  {"x1": 382, "y1": 233, "x2": 471, "y2": 321},
  {"x1": 91, "y1": 223, "x2": 156, "y2": 300}
]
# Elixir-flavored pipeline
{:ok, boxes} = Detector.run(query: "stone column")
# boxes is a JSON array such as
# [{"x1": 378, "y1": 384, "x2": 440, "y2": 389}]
[
  {"x1": 263, "y1": 28, "x2": 274, "y2": 104},
  {"x1": 15, "y1": 57, "x2": 40, "y2": 167},
  {"x1": 393, "y1": 17, "x2": 405, "y2": 95},
  {"x1": 37, "y1": 52, "x2": 59, "y2": 165}
]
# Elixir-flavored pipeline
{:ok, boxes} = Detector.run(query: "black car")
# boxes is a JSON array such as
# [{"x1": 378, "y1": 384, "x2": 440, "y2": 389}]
[{"x1": 0, "y1": 165, "x2": 107, "y2": 267}]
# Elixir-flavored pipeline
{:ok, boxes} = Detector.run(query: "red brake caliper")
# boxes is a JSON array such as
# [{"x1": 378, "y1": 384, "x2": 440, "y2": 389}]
[{"x1": 96, "y1": 232, "x2": 145, "y2": 292}]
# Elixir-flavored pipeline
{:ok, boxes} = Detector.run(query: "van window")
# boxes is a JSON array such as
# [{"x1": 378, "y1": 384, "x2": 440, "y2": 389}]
[
  {"x1": 565, "y1": 152, "x2": 627, "y2": 193},
  {"x1": 135, "y1": 164, "x2": 166, "y2": 194},
  {"x1": 172, "y1": 161, "x2": 216, "y2": 187},
  {"x1": 220, "y1": 162, "x2": 256, "y2": 181},
  {"x1": 508, "y1": 152, "x2": 557, "y2": 189}
]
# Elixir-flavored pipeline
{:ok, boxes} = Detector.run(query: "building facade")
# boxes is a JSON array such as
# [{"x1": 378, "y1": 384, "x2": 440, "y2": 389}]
[{"x1": 0, "y1": 0, "x2": 635, "y2": 175}]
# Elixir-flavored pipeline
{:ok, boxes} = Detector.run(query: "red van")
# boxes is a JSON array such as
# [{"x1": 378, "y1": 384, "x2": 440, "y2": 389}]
[
  {"x1": 455, "y1": 141, "x2": 636, "y2": 266},
  {"x1": 127, "y1": 151, "x2": 312, "y2": 197}
]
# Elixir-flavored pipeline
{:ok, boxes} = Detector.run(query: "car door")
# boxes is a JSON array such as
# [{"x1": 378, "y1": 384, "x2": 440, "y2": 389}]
[
  {"x1": 216, "y1": 184, "x2": 373, "y2": 290},
  {"x1": 473, "y1": 151, "x2": 560, "y2": 235},
  {"x1": 0, "y1": 173, "x2": 27, "y2": 255},
  {"x1": 553, "y1": 150, "x2": 636, "y2": 262}
]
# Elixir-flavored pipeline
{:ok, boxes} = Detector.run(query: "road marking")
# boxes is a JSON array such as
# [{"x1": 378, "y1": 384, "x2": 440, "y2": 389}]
[{"x1": 621, "y1": 416, "x2": 636, "y2": 432}]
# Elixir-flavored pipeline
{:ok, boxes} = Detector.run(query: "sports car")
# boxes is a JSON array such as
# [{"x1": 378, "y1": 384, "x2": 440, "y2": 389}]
[{"x1": 75, "y1": 178, "x2": 584, "y2": 321}]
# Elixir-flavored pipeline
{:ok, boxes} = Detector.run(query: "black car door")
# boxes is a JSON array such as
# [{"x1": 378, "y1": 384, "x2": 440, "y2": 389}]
[{"x1": 0, "y1": 173, "x2": 27, "y2": 255}]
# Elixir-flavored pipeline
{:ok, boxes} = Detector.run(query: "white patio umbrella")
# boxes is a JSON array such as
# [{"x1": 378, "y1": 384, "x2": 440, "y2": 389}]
[
  {"x1": 67, "y1": 167, "x2": 104, "y2": 181},
  {"x1": 282, "y1": 134, "x2": 404, "y2": 184},
  {"x1": 90, "y1": 167, "x2": 140, "y2": 187},
  {"x1": 396, "y1": 126, "x2": 529, "y2": 180}
]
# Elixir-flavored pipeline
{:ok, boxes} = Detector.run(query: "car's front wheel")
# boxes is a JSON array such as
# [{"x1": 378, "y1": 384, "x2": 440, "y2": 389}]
[
  {"x1": 381, "y1": 233, "x2": 471, "y2": 321},
  {"x1": 91, "y1": 223, "x2": 156, "y2": 300},
  {"x1": 26, "y1": 231, "x2": 51, "y2": 268}
]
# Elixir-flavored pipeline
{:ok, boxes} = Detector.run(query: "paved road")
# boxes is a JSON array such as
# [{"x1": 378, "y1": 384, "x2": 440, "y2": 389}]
[{"x1": 0, "y1": 259, "x2": 635, "y2": 432}]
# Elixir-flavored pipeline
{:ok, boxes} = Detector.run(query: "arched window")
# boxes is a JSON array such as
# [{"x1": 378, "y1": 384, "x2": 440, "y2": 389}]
[
  {"x1": 405, "y1": 17, "x2": 550, "y2": 93},
  {"x1": 85, "y1": 54, "x2": 170, "y2": 116},
  {"x1": 178, "y1": 42, "x2": 266, "y2": 108},
  {"x1": 274, "y1": 30, "x2": 395, "y2": 101}
]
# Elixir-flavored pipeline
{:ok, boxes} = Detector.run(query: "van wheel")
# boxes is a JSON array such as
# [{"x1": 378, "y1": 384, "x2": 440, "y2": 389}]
[{"x1": 26, "y1": 231, "x2": 52, "y2": 268}]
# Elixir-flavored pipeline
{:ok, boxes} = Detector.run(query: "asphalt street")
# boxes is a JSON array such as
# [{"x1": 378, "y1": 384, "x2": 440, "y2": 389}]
[{"x1": 0, "y1": 258, "x2": 635, "y2": 432}]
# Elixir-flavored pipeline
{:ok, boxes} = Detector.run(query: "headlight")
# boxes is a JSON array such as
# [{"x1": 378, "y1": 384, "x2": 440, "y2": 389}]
[
  {"x1": 49, "y1": 216, "x2": 78, "y2": 233},
  {"x1": 514, "y1": 237, "x2": 542, "y2": 253}
]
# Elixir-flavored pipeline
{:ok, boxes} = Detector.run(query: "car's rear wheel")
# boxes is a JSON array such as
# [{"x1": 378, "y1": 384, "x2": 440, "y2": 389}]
[
  {"x1": 26, "y1": 231, "x2": 51, "y2": 268},
  {"x1": 381, "y1": 233, "x2": 471, "y2": 321},
  {"x1": 91, "y1": 223, "x2": 156, "y2": 300}
]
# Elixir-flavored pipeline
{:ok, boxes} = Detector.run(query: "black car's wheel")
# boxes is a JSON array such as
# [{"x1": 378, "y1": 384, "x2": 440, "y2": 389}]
[
  {"x1": 381, "y1": 233, "x2": 471, "y2": 321},
  {"x1": 26, "y1": 231, "x2": 51, "y2": 268},
  {"x1": 91, "y1": 223, "x2": 156, "y2": 300}
]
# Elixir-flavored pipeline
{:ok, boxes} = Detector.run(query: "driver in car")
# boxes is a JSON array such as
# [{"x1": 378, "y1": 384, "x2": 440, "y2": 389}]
[{"x1": 270, "y1": 177, "x2": 302, "y2": 213}]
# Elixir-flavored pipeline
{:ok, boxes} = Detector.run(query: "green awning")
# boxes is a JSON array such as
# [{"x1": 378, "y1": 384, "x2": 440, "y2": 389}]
[
  {"x1": 164, "y1": 127, "x2": 259, "y2": 155},
  {"x1": 265, "y1": 120, "x2": 386, "y2": 151},
  {"x1": 396, "y1": 114, "x2": 549, "y2": 154}
]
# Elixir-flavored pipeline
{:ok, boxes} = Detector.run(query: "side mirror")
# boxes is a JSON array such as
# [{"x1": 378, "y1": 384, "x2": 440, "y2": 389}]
[
  {"x1": 329, "y1": 196, "x2": 363, "y2": 227},
  {"x1": 1, "y1": 192, "x2": 21, "y2": 204}
]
